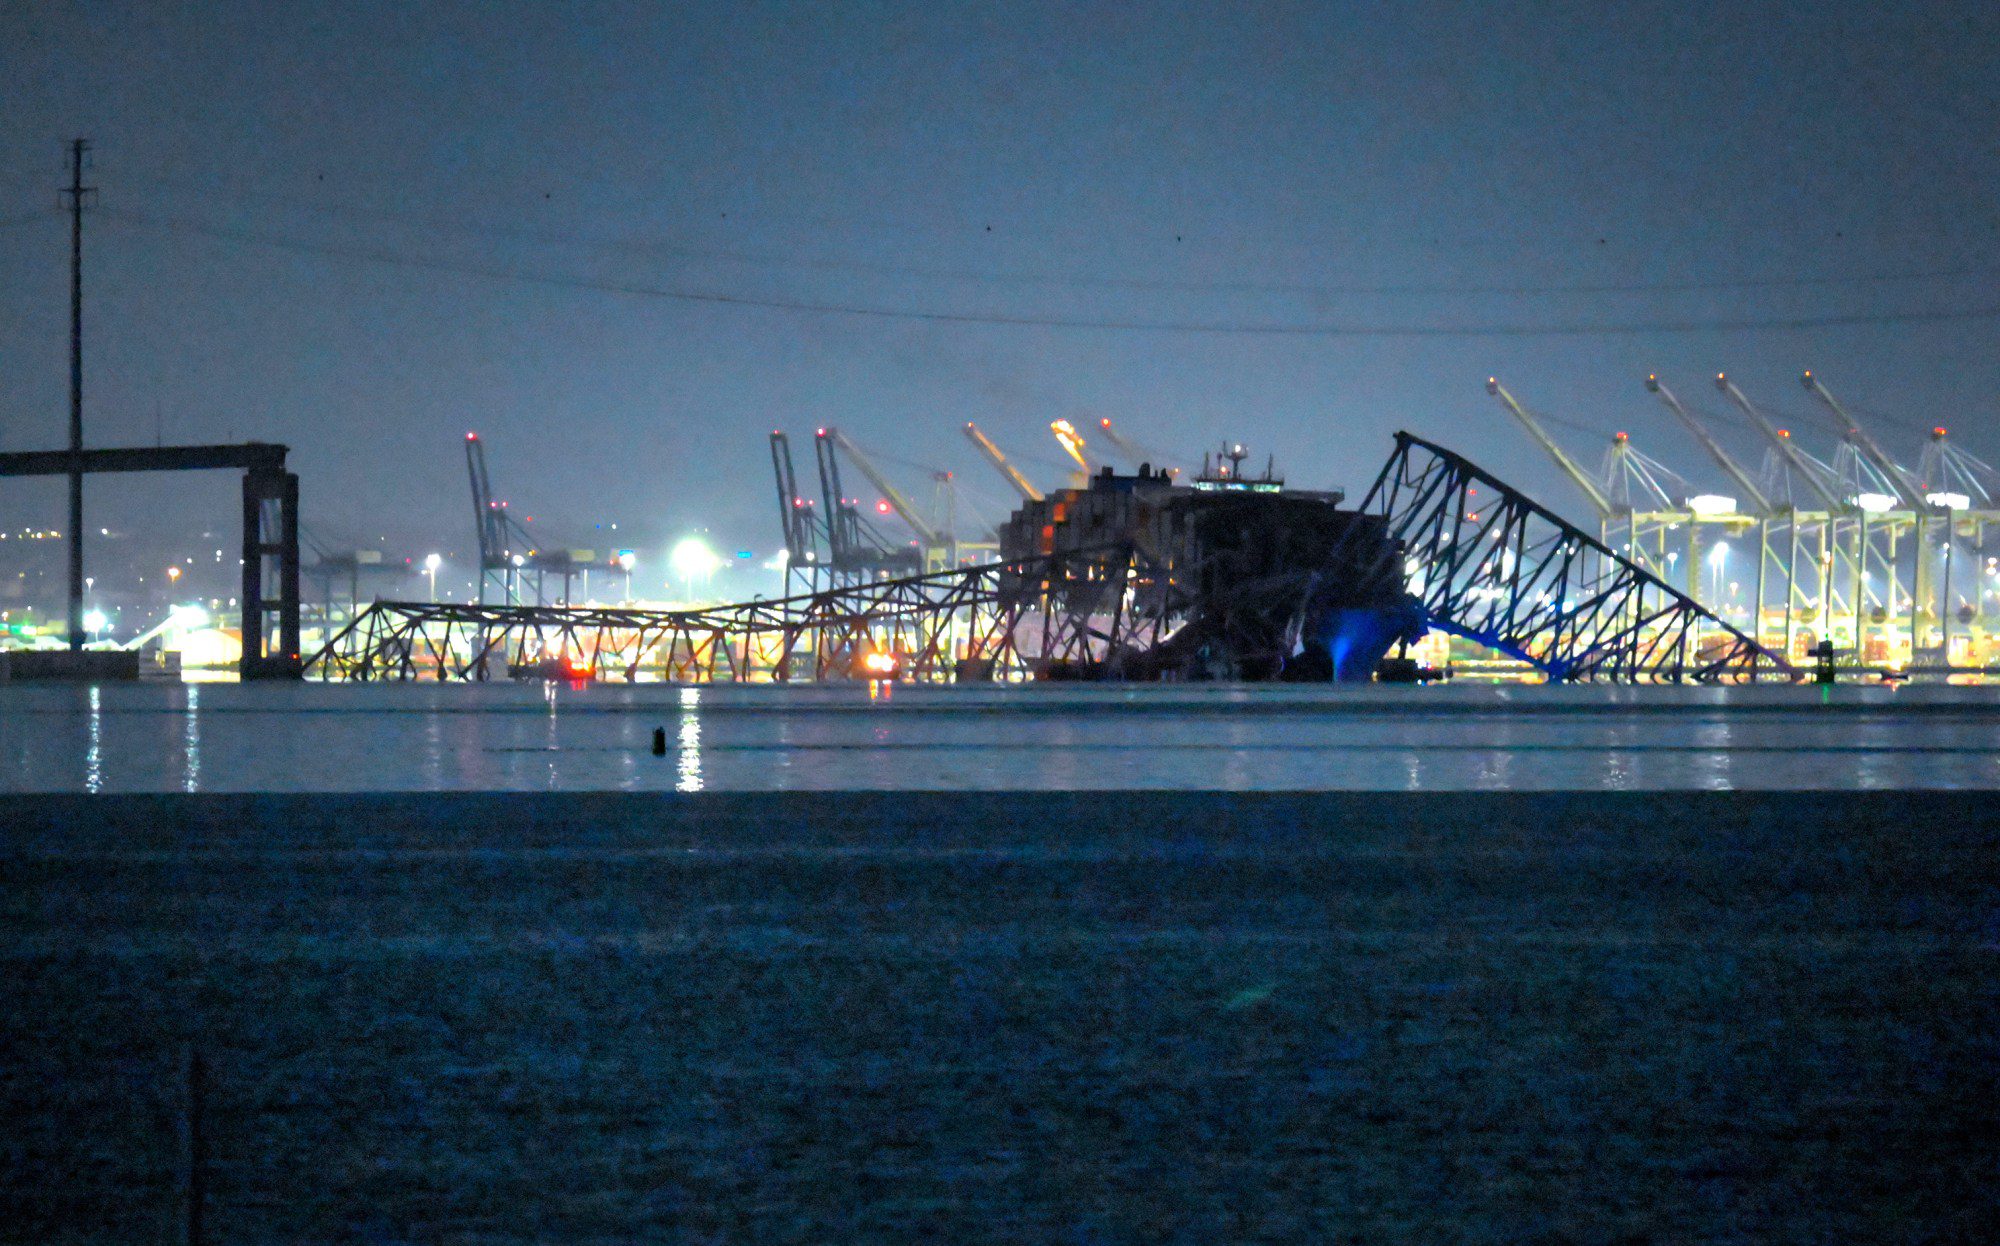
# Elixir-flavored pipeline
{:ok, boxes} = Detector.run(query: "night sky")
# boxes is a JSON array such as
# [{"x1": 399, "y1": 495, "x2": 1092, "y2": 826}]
[{"x1": 2, "y1": 1, "x2": 1995, "y2": 601}]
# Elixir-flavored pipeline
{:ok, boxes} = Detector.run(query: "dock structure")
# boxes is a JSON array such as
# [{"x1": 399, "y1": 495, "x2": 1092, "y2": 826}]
[{"x1": 1496, "y1": 373, "x2": 2000, "y2": 673}]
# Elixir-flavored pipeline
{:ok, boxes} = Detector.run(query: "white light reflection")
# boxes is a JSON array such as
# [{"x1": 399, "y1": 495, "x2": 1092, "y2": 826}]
[
  {"x1": 677, "y1": 686, "x2": 702, "y2": 792},
  {"x1": 545, "y1": 679, "x2": 560, "y2": 789},
  {"x1": 182, "y1": 684, "x2": 200, "y2": 792},
  {"x1": 85, "y1": 685, "x2": 102, "y2": 793}
]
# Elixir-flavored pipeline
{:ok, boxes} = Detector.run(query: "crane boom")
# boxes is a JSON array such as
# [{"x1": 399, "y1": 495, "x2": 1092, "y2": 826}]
[
  {"x1": 1094, "y1": 418, "x2": 1150, "y2": 470},
  {"x1": 464, "y1": 433, "x2": 512, "y2": 569},
  {"x1": 1800, "y1": 372, "x2": 1927, "y2": 509},
  {"x1": 826, "y1": 427, "x2": 941, "y2": 548},
  {"x1": 1645, "y1": 375, "x2": 1771, "y2": 513},
  {"x1": 768, "y1": 432, "x2": 813, "y2": 561},
  {"x1": 962, "y1": 422, "x2": 1043, "y2": 502},
  {"x1": 1486, "y1": 378, "x2": 1615, "y2": 517},
  {"x1": 1050, "y1": 419, "x2": 1098, "y2": 474},
  {"x1": 1714, "y1": 375, "x2": 1844, "y2": 509},
  {"x1": 812, "y1": 429, "x2": 855, "y2": 564}
]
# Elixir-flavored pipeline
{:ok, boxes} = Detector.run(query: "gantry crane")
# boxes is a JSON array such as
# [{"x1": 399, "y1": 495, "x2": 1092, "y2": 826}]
[
  {"x1": 1487, "y1": 379, "x2": 1708, "y2": 585},
  {"x1": 1912, "y1": 425, "x2": 2000, "y2": 657},
  {"x1": 1800, "y1": 370, "x2": 1940, "y2": 652},
  {"x1": 466, "y1": 432, "x2": 527, "y2": 604},
  {"x1": 1916, "y1": 425, "x2": 1999, "y2": 509},
  {"x1": 1646, "y1": 374, "x2": 1797, "y2": 644},
  {"x1": 1050, "y1": 418, "x2": 1100, "y2": 485},
  {"x1": 1486, "y1": 378, "x2": 1615, "y2": 518},
  {"x1": 1801, "y1": 372, "x2": 1928, "y2": 510},
  {"x1": 1091, "y1": 416, "x2": 1181, "y2": 476},
  {"x1": 962, "y1": 422, "x2": 1043, "y2": 503},
  {"x1": 812, "y1": 428, "x2": 920, "y2": 582},
  {"x1": 464, "y1": 432, "x2": 592, "y2": 606},
  {"x1": 1646, "y1": 375, "x2": 1772, "y2": 514},
  {"x1": 826, "y1": 427, "x2": 944, "y2": 556},
  {"x1": 769, "y1": 431, "x2": 825, "y2": 591},
  {"x1": 1714, "y1": 375, "x2": 1843, "y2": 509}
]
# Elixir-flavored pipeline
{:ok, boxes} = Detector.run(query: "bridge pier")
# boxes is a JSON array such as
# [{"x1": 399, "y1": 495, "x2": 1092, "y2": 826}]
[{"x1": 240, "y1": 467, "x2": 302, "y2": 680}]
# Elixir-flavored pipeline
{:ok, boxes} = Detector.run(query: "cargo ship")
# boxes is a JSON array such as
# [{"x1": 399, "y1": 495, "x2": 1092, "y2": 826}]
[{"x1": 996, "y1": 444, "x2": 1423, "y2": 680}]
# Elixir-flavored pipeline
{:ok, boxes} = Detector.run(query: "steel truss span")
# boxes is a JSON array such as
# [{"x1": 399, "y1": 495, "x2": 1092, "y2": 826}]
[
  {"x1": 307, "y1": 433, "x2": 1791, "y2": 685},
  {"x1": 1355, "y1": 434, "x2": 1789, "y2": 682},
  {"x1": 307, "y1": 548, "x2": 1184, "y2": 683}
]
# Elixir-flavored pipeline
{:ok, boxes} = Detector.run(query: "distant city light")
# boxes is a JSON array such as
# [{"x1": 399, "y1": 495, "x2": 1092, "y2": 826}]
[
  {"x1": 670, "y1": 537, "x2": 723, "y2": 589},
  {"x1": 83, "y1": 609, "x2": 108, "y2": 635}
]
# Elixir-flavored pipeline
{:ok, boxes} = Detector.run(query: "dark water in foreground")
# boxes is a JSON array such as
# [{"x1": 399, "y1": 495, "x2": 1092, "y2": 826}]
[
  {"x1": 3, "y1": 791, "x2": 1995, "y2": 1242},
  {"x1": 3, "y1": 682, "x2": 1999, "y2": 791}
]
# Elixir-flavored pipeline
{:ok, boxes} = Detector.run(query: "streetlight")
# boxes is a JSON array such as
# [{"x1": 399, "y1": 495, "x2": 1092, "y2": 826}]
[
  {"x1": 423, "y1": 553, "x2": 442, "y2": 602},
  {"x1": 670, "y1": 537, "x2": 721, "y2": 601},
  {"x1": 617, "y1": 550, "x2": 636, "y2": 603}
]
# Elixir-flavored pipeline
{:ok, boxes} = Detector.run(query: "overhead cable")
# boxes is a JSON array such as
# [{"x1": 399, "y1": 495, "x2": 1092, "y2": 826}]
[{"x1": 105, "y1": 207, "x2": 2000, "y2": 340}]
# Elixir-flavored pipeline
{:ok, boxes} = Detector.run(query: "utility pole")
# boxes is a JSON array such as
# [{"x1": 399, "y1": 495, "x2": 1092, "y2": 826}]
[{"x1": 62, "y1": 138, "x2": 95, "y2": 651}]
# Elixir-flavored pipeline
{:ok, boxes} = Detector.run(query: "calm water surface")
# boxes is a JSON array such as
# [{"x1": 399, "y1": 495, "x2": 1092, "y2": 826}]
[{"x1": 3, "y1": 681, "x2": 1995, "y2": 791}]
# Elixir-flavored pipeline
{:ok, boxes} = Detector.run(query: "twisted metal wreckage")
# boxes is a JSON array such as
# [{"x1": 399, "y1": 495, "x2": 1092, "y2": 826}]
[{"x1": 308, "y1": 434, "x2": 1790, "y2": 685}]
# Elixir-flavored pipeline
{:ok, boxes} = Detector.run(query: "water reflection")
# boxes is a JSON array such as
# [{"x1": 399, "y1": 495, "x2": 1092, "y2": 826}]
[
  {"x1": 677, "y1": 686, "x2": 702, "y2": 792},
  {"x1": 1692, "y1": 718, "x2": 1733, "y2": 790},
  {"x1": 182, "y1": 684, "x2": 200, "y2": 793},
  {"x1": 84, "y1": 685, "x2": 102, "y2": 794},
  {"x1": 8, "y1": 683, "x2": 2000, "y2": 793},
  {"x1": 545, "y1": 680, "x2": 561, "y2": 789}
]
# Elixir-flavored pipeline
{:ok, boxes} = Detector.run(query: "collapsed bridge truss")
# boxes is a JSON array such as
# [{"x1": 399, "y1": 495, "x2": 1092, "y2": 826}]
[
  {"x1": 1347, "y1": 433, "x2": 1789, "y2": 681},
  {"x1": 308, "y1": 545, "x2": 1182, "y2": 683},
  {"x1": 307, "y1": 433, "x2": 1790, "y2": 684}
]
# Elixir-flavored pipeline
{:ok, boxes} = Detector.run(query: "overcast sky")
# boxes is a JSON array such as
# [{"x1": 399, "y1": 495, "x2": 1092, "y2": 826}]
[{"x1": 1, "y1": 0, "x2": 1995, "y2": 583}]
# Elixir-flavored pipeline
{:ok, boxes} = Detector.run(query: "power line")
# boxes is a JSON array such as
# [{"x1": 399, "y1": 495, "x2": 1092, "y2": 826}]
[
  {"x1": 103, "y1": 207, "x2": 2000, "y2": 340},
  {"x1": 118, "y1": 170, "x2": 2000, "y2": 299}
]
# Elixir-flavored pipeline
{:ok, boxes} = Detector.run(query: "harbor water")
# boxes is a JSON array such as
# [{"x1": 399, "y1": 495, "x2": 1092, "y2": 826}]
[{"x1": 2, "y1": 680, "x2": 1997, "y2": 792}]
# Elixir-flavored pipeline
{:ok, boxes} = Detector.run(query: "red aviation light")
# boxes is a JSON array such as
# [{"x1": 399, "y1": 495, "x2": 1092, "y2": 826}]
[
  {"x1": 875, "y1": 499, "x2": 892, "y2": 514},
  {"x1": 1934, "y1": 427, "x2": 1948, "y2": 437}
]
